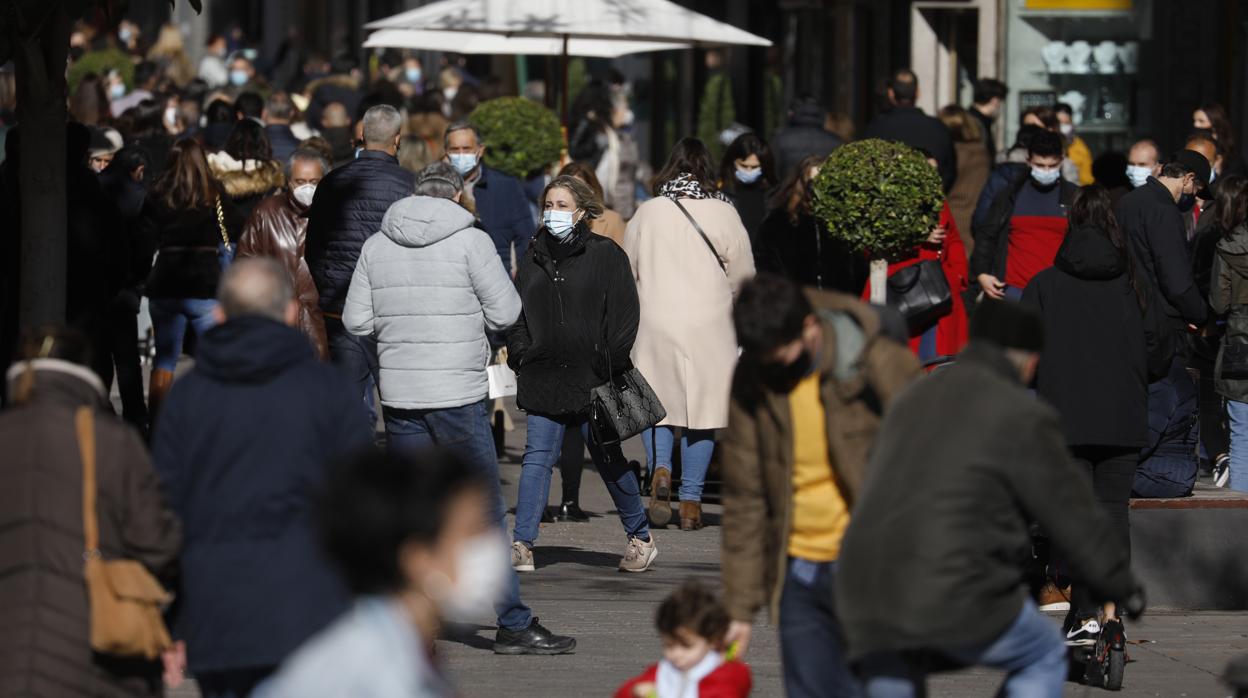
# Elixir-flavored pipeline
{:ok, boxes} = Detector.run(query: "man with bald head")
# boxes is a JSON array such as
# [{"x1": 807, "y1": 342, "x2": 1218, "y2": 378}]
[
  {"x1": 306, "y1": 104, "x2": 416, "y2": 426},
  {"x1": 153, "y1": 258, "x2": 371, "y2": 695},
  {"x1": 1126, "y1": 139, "x2": 1162, "y2": 190}
]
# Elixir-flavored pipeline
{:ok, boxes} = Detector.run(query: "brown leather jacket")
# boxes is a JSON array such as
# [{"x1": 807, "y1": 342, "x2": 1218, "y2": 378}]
[
  {"x1": 720, "y1": 290, "x2": 921, "y2": 623},
  {"x1": 238, "y1": 192, "x2": 329, "y2": 359}
]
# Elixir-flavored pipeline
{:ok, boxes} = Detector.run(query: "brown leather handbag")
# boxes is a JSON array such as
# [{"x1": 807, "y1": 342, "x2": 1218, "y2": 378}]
[{"x1": 77, "y1": 407, "x2": 174, "y2": 659}]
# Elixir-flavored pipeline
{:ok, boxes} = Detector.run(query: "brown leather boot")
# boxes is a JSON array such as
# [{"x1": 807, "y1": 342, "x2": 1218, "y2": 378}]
[
  {"x1": 147, "y1": 369, "x2": 175, "y2": 427},
  {"x1": 648, "y1": 468, "x2": 672, "y2": 527},
  {"x1": 679, "y1": 501, "x2": 704, "y2": 531}
]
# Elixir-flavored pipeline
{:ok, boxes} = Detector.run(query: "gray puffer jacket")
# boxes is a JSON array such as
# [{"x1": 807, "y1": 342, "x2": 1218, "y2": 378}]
[
  {"x1": 1213, "y1": 224, "x2": 1248, "y2": 401},
  {"x1": 344, "y1": 196, "x2": 521, "y2": 409}
]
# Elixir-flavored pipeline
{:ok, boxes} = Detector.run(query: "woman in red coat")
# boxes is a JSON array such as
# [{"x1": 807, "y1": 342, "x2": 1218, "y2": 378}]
[{"x1": 862, "y1": 199, "x2": 970, "y2": 360}]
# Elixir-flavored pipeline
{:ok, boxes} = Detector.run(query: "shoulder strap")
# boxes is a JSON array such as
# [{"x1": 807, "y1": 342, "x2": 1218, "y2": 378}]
[
  {"x1": 215, "y1": 197, "x2": 231, "y2": 246},
  {"x1": 672, "y1": 198, "x2": 727, "y2": 275},
  {"x1": 76, "y1": 407, "x2": 99, "y2": 556}
]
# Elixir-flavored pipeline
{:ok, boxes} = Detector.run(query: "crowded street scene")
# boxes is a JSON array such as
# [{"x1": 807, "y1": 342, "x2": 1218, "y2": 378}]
[{"x1": 3, "y1": 0, "x2": 1248, "y2": 696}]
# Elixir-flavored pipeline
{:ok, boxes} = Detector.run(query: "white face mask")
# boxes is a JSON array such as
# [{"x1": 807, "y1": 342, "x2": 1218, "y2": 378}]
[
  {"x1": 1126, "y1": 165, "x2": 1152, "y2": 188},
  {"x1": 423, "y1": 533, "x2": 509, "y2": 622},
  {"x1": 1059, "y1": 123, "x2": 1074, "y2": 137},
  {"x1": 292, "y1": 183, "x2": 317, "y2": 208},
  {"x1": 543, "y1": 210, "x2": 578, "y2": 240},
  {"x1": 1031, "y1": 166, "x2": 1061, "y2": 187},
  {"x1": 449, "y1": 152, "x2": 478, "y2": 176}
]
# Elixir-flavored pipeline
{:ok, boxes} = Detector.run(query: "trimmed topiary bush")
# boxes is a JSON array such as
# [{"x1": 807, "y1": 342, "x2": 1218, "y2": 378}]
[
  {"x1": 811, "y1": 138, "x2": 944, "y2": 301},
  {"x1": 68, "y1": 49, "x2": 134, "y2": 94},
  {"x1": 469, "y1": 97, "x2": 564, "y2": 180}
]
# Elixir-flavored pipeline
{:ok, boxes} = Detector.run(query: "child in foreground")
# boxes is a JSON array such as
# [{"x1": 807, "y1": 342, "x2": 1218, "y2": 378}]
[{"x1": 615, "y1": 581, "x2": 752, "y2": 698}]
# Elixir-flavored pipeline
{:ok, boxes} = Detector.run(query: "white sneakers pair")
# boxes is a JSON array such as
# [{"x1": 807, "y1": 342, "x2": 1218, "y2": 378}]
[{"x1": 511, "y1": 537, "x2": 658, "y2": 573}]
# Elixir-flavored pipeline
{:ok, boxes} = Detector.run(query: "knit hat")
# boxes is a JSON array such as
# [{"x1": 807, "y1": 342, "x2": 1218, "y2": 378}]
[{"x1": 969, "y1": 298, "x2": 1044, "y2": 352}]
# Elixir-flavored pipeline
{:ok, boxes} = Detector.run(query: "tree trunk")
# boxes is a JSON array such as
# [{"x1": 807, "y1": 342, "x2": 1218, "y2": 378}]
[
  {"x1": 14, "y1": 6, "x2": 71, "y2": 328},
  {"x1": 868, "y1": 258, "x2": 888, "y2": 305}
]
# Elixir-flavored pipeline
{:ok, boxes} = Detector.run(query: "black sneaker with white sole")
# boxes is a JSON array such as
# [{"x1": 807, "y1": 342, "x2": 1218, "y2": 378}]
[
  {"x1": 1065, "y1": 618, "x2": 1101, "y2": 646},
  {"x1": 493, "y1": 618, "x2": 576, "y2": 655},
  {"x1": 1213, "y1": 453, "x2": 1230, "y2": 488}
]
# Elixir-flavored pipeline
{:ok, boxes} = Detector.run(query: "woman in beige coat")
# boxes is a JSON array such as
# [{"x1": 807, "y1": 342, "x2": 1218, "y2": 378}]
[{"x1": 624, "y1": 138, "x2": 755, "y2": 531}]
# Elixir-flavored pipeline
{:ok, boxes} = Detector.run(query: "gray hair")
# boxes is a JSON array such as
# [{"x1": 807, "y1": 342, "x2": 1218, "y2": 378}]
[
  {"x1": 287, "y1": 148, "x2": 329, "y2": 179},
  {"x1": 264, "y1": 91, "x2": 296, "y2": 122},
  {"x1": 415, "y1": 161, "x2": 464, "y2": 199},
  {"x1": 362, "y1": 104, "x2": 403, "y2": 146},
  {"x1": 217, "y1": 257, "x2": 294, "y2": 323},
  {"x1": 443, "y1": 119, "x2": 481, "y2": 150}
]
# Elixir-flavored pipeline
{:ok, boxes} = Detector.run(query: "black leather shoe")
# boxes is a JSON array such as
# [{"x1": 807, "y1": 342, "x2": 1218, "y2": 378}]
[
  {"x1": 556, "y1": 501, "x2": 590, "y2": 522},
  {"x1": 493, "y1": 618, "x2": 577, "y2": 655},
  {"x1": 541, "y1": 507, "x2": 556, "y2": 524}
]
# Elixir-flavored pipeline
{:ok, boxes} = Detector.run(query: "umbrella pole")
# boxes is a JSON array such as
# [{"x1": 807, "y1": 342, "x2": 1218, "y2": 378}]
[{"x1": 561, "y1": 34, "x2": 570, "y2": 126}]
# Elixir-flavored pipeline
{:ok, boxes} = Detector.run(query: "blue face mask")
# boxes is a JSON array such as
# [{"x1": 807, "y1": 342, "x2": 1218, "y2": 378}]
[
  {"x1": 1031, "y1": 167, "x2": 1061, "y2": 187},
  {"x1": 109, "y1": 83, "x2": 126, "y2": 100},
  {"x1": 543, "y1": 210, "x2": 578, "y2": 240},
  {"x1": 118, "y1": 28, "x2": 133, "y2": 43},
  {"x1": 229, "y1": 69, "x2": 250, "y2": 87},
  {"x1": 449, "y1": 152, "x2": 478, "y2": 176},
  {"x1": 405, "y1": 67, "x2": 423, "y2": 84},
  {"x1": 1125, "y1": 165, "x2": 1152, "y2": 188},
  {"x1": 353, "y1": 146, "x2": 364, "y2": 160},
  {"x1": 735, "y1": 168, "x2": 762, "y2": 185}
]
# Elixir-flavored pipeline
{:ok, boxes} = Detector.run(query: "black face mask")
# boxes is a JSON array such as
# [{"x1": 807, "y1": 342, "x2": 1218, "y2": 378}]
[
  {"x1": 1178, "y1": 192, "x2": 1197, "y2": 212},
  {"x1": 758, "y1": 350, "x2": 815, "y2": 391}
]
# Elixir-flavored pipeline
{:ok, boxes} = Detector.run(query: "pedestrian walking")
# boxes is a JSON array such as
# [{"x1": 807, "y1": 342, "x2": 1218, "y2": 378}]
[
  {"x1": 507, "y1": 174, "x2": 656, "y2": 573},
  {"x1": 561, "y1": 161, "x2": 626, "y2": 245},
  {"x1": 938, "y1": 105, "x2": 991, "y2": 255},
  {"x1": 969, "y1": 78, "x2": 1008, "y2": 162},
  {"x1": 1210, "y1": 175, "x2": 1248, "y2": 491},
  {"x1": 238, "y1": 147, "x2": 330, "y2": 359},
  {"x1": 771, "y1": 95, "x2": 843, "y2": 181},
  {"x1": 305, "y1": 104, "x2": 415, "y2": 427},
  {"x1": 863, "y1": 69, "x2": 957, "y2": 191},
  {"x1": 255, "y1": 450, "x2": 504, "y2": 698},
  {"x1": 207, "y1": 118, "x2": 286, "y2": 222},
  {"x1": 1022, "y1": 185, "x2": 1168, "y2": 641},
  {"x1": 138, "y1": 137, "x2": 245, "y2": 419},
  {"x1": 262, "y1": 92, "x2": 303, "y2": 163},
  {"x1": 0, "y1": 326, "x2": 181, "y2": 696},
  {"x1": 720, "y1": 274, "x2": 921, "y2": 698},
  {"x1": 836, "y1": 299, "x2": 1144, "y2": 698},
  {"x1": 755, "y1": 154, "x2": 867, "y2": 294},
  {"x1": 718, "y1": 132, "x2": 777, "y2": 243},
  {"x1": 625, "y1": 138, "x2": 756, "y2": 531},
  {"x1": 442, "y1": 120, "x2": 535, "y2": 270},
  {"x1": 342, "y1": 162, "x2": 576, "y2": 655},
  {"x1": 151, "y1": 259, "x2": 372, "y2": 696}
]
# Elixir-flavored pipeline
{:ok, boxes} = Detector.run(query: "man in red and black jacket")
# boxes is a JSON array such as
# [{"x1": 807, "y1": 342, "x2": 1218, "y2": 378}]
[{"x1": 971, "y1": 131, "x2": 1078, "y2": 301}]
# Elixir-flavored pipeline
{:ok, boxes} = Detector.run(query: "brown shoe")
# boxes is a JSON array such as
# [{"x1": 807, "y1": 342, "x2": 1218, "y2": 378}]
[
  {"x1": 147, "y1": 369, "x2": 175, "y2": 426},
  {"x1": 648, "y1": 469, "x2": 672, "y2": 527},
  {"x1": 679, "y1": 501, "x2": 703, "y2": 531},
  {"x1": 1037, "y1": 581, "x2": 1072, "y2": 611}
]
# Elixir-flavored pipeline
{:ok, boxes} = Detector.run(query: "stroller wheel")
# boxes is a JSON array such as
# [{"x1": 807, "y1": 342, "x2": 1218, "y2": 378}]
[{"x1": 1104, "y1": 647, "x2": 1125, "y2": 691}]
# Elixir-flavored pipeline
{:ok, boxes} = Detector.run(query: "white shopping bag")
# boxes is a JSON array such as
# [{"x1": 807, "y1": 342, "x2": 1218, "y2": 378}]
[{"x1": 488, "y1": 363, "x2": 518, "y2": 399}]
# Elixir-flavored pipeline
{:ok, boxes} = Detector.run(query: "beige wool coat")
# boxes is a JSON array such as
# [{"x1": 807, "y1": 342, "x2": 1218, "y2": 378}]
[{"x1": 624, "y1": 195, "x2": 755, "y2": 430}]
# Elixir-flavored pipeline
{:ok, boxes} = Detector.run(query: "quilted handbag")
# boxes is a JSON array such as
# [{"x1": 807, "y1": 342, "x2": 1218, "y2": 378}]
[
  {"x1": 590, "y1": 368, "x2": 667, "y2": 446},
  {"x1": 886, "y1": 260, "x2": 952, "y2": 334}
]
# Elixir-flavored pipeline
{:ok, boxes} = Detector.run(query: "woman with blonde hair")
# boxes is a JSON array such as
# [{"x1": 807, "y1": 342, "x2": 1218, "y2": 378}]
[{"x1": 146, "y1": 24, "x2": 195, "y2": 87}]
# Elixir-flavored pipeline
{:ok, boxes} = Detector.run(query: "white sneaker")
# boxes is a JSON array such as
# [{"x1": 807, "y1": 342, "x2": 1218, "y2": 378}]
[
  {"x1": 619, "y1": 536, "x2": 657, "y2": 573},
  {"x1": 1213, "y1": 454, "x2": 1230, "y2": 488},
  {"x1": 512, "y1": 541, "x2": 535, "y2": 572},
  {"x1": 1065, "y1": 618, "x2": 1101, "y2": 646}
]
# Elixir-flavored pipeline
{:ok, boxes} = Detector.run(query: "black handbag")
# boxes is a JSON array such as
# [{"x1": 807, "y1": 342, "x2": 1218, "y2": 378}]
[
  {"x1": 588, "y1": 295, "x2": 666, "y2": 446},
  {"x1": 886, "y1": 260, "x2": 953, "y2": 334},
  {"x1": 1220, "y1": 341, "x2": 1248, "y2": 379}
]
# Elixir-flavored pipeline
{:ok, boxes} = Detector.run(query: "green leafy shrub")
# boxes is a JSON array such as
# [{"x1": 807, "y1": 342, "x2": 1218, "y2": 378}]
[
  {"x1": 469, "y1": 97, "x2": 564, "y2": 180},
  {"x1": 811, "y1": 139, "x2": 944, "y2": 261},
  {"x1": 68, "y1": 49, "x2": 134, "y2": 94}
]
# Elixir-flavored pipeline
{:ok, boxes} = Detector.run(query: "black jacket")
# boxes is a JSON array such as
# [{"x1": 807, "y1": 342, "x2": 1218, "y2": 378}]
[
  {"x1": 152, "y1": 316, "x2": 372, "y2": 673},
  {"x1": 265, "y1": 124, "x2": 302, "y2": 163},
  {"x1": 755, "y1": 208, "x2": 868, "y2": 295},
  {"x1": 507, "y1": 225, "x2": 639, "y2": 417},
  {"x1": 1023, "y1": 225, "x2": 1168, "y2": 448},
  {"x1": 970, "y1": 170, "x2": 1078, "y2": 281},
  {"x1": 862, "y1": 106, "x2": 957, "y2": 192},
  {"x1": 305, "y1": 150, "x2": 416, "y2": 314},
  {"x1": 970, "y1": 106, "x2": 997, "y2": 161},
  {"x1": 139, "y1": 195, "x2": 245, "y2": 299},
  {"x1": 771, "y1": 103, "x2": 843, "y2": 181},
  {"x1": 1211, "y1": 225, "x2": 1248, "y2": 401},
  {"x1": 723, "y1": 182, "x2": 771, "y2": 245},
  {"x1": 1116, "y1": 177, "x2": 1209, "y2": 332},
  {"x1": 835, "y1": 342, "x2": 1139, "y2": 661}
]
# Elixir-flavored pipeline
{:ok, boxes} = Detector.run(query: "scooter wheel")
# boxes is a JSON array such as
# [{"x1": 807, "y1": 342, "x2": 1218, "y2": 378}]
[{"x1": 1104, "y1": 647, "x2": 1125, "y2": 691}]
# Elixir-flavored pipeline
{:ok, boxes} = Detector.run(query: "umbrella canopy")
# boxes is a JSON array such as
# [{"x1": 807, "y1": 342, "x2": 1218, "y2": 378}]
[
  {"x1": 366, "y1": 0, "x2": 772, "y2": 48},
  {"x1": 364, "y1": 28, "x2": 685, "y2": 57}
]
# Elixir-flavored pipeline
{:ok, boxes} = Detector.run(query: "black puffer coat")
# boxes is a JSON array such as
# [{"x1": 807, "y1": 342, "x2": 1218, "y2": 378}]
[
  {"x1": 139, "y1": 194, "x2": 246, "y2": 299},
  {"x1": 1211, "y1": 224, "x2": 1248, "y2": 401},
  {"x1": 305, "y1": 150, "x2": 415, "y2": 314},
  {"x1": 507, "y1": 225, "x2": 639, "y2": 417},
  {"x1": 1022, "y1": 224, "x2": 1168, "y2": 447}
]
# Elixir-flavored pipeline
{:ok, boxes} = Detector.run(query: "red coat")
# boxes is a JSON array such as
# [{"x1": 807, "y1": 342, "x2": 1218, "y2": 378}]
[
  {"x1": 861, "y1": 201, "x2": 969, "y2": 358},
  {"x1": 614, "y1": 661, "x2": 752, "y2": 698}
]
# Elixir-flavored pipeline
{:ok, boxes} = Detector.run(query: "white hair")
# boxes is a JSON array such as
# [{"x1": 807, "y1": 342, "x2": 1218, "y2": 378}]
[{"x1": 362, "y1": 104, "x2": 403, "y2": 146}]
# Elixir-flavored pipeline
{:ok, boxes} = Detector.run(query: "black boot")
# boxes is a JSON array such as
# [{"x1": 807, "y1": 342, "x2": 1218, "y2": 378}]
[
  {"x1": 494, "y1": 618, "x2": 577, "y2": 655},
  {"x1": 556, "y1": 501, "x2": 590, "y2": 522}
]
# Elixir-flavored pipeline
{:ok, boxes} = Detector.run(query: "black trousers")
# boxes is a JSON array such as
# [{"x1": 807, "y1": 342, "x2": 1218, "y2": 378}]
[
  {"x1": 1069, "y1": 445, "x2": 1137, "y2": 618},
  {"x1": 558, "y1": 424, "x2": 585, "y2": 503},
  {"x1": 94, "y1": 292, "x2": 148, "y2": 431}
]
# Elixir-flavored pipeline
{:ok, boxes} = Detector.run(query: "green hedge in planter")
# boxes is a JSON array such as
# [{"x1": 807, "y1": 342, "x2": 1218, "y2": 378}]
[
  {"x1": 469, "y1": 97, "x2": 564, "y2": 180},
  {"x1": 810, "y1": 139, "x2": 944, "y2": 261},
  {"x1": 68, "y1": 49, "x2": 134, "y2": 94}
]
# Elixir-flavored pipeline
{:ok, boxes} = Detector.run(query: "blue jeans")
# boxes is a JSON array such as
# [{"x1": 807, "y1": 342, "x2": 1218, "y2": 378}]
[
  {"x1": 513, "y1": 413, "x2": 648, "y2": 546},
  {"x1": 1227, "y1": 400, "x2": 1248, "y2": 492},
  {"x1": 641, "y1": 426, "x2": 716, "y2": 502},
  {"x1": 779, "y1": 559, "x2": 862, "y2": 698},
  {"x1": 325, "y1": 318, "x2": 379, "y2": 428},
  {"x1": 149, "y1": 298, "x2": 218, "y2": 371},
  {"x1": 860, "y1": 599, "x2": 1066, "y2": 698},
  {"x1": 383, "y1": 400, "x2": 532, "y2": 632}
]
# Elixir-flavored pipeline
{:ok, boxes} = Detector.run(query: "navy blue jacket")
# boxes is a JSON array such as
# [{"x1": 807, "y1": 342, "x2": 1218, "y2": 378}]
[
  {"x1": 305, "y1": 150, "x2": 415, "y2": 314},
  {"x1": 265, "y1": 124, "x2": 302, "y2": 164},
  {"x1": 473, "y1": 165, "x2": 537, "y2": 268},
  {"x1": 152, "y1": 316, "x2": 372, "y2": 673}
]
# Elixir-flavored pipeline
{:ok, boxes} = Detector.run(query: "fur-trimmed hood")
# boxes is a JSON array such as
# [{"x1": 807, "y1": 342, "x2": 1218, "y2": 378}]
[{"x1": 208, "y1": 151, "x2": 286, "y2": 199}]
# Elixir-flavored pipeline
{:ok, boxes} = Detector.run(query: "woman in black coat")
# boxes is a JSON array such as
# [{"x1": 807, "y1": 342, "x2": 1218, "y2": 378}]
[
  {"x1": 1022, "y1": 184, "x2": 1167, "y2": 645},
  {"x1": 506, "y1": 175, "x2": 656, "y2": 574},
  {"x1": 718, "y1": 132, "x2": 777, "y2": 243}
]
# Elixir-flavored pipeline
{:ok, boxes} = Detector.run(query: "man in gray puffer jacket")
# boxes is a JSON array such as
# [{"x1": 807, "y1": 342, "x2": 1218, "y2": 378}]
[{"x1": 342, "y1": 162, "x2": 577, "y2": 656}]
